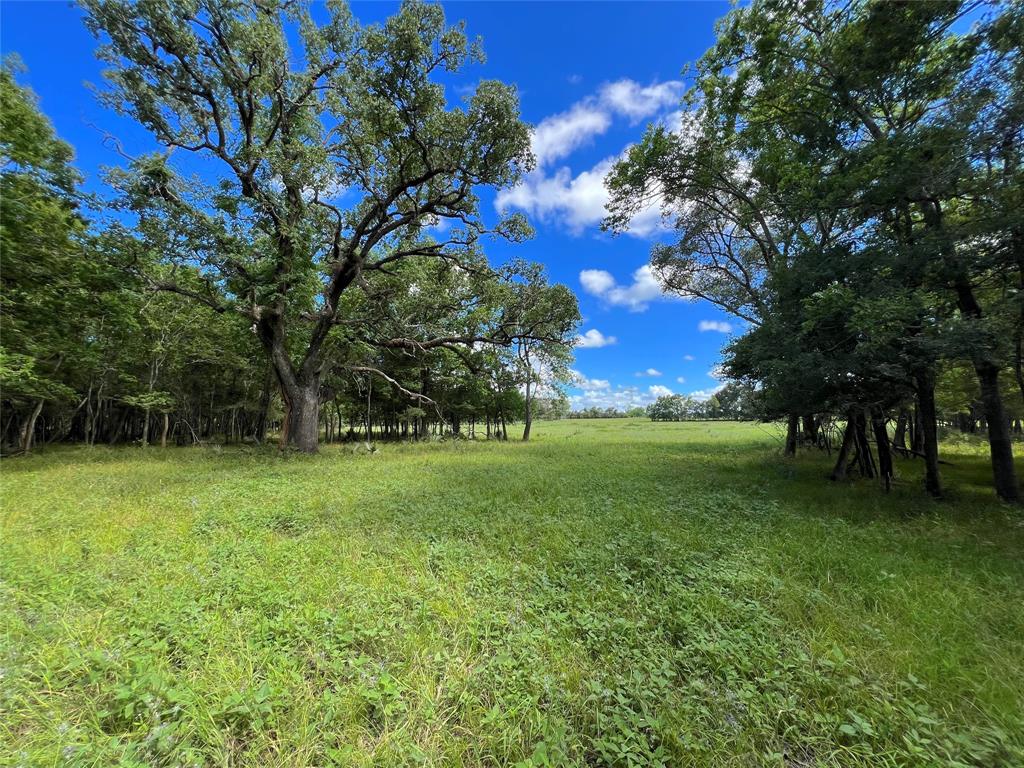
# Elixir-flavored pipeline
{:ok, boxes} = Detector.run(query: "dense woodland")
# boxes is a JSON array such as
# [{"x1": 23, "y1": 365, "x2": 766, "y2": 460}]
[
  {"x1": 1, "y1": 0, "x2": 1023, "y2": 502},
  {"x1": 1, "y1": 0, "x2": 580, "y2": 453}
]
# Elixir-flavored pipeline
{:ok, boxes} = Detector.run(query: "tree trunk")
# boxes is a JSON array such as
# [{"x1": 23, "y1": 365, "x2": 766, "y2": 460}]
[
  {"x1": 784, "y1": 413, "x2": 799, "y2": 456},
  {"x1": 522, "y1": 377, "x2": 533, "y2": 442},
  {"x1": 802, "y1": 413, "x2": 818, "y2": 444},
  {"x1": 830, "y1": 414, "x2": 855, "y2": 481},
  {"x1": 893, "y1": 409, "x2": 909, "y2": 450},
  {"x1": 951, "y1": 277, "x2": 1020, "y2": 502},
  {"x1": 852, "y1": 411, "x2": 876, "y2": 479},
  {"x1": 914, "y1": 369, "x2": 942, "y2": 498},
  {"x1": 923, "y1": 199, "x2": 1019, "y2": 503},
  {"x1": 870, "y1": 408, "x2": 893, "y2": 491},
  {"x1": 19, "y1": 399, "x2": 44, "y2": 453},
  {"x1": 911, "y1": 405, "x2": 924, "y2": 454},
  {"x1": 976, "y1": 361, "x2": 1020, "y2": 503},
  {"x1": 286, "y1": 381, "x2": 321, "y2": 453},
  {"x1": 278, "y1": 389, "x2": 291, "y2": 450},
  {"x1": 142, "y1": 407, "x2": 151, "y2": 447},
  {"x1": 161, "y1": 412, "x2": 169, "y2": 448}
]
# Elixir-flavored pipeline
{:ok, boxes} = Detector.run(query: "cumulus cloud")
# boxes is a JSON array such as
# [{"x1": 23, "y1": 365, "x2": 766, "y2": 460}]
[
  {"x1": 707, "y1": 365, "x2": 726, "y2": 380},
  {"x1": 496, "y1": 78, "x2": 682, "y2": 237},
  {"x1": 599, "y1": 80, "x2": 684, "y2": 122},
  {"x1": 531, "y1": 104, "x2": 612, "y2": 168},
  {"x1": 496, "y1": 158, "x2": 618, "y2": 235},
  {"x1": 571, "y1": 370, "x2": 611, "y2": 390},
  {"x1": 579, "y1": 269, "x2": 616, "y2": 296},
  {"x1": 676, "y1": 376, "x2": 686, "y2": 384},
  {"x1": 575, "y1": 328, "x2": 617, "y2": 348},
  {"x1": 568, "y1": 380, "x2": 675, "y2": 410},
  {"x1": 497, "y1": 155, "x2": 669, "y2": 237},
  {"x1": 635, "y1": 368, "x2": 662, "y2": 377},
  {"x1": 683, "y1": 355, "x2": 695, "y2": 361},
  {"x1": 579, "y1": 264, "x2": 674, "y2": 312},
  {"x1": 688, "y1": 383, "x2": 727, "y2": 402},
  {"x1": 698, "y1": 320, "x2": 734, "y2": 334}
]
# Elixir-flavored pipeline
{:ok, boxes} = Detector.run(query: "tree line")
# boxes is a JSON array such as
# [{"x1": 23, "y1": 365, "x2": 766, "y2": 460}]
[
  {"x1": 647, "y1": 383, "x2": 758, "y2": 422},
  {"x1": 1, "y1": 0, "x2": 580, "y2": 454},
  {"x1": 606, "y1": 0, "x2": 1023, "y2": 502}
]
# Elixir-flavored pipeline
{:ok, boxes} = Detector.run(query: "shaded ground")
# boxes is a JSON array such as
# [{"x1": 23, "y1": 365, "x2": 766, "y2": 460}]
[{"x1": 1, "y1": 420, "x2": 1022, "y2": 766}]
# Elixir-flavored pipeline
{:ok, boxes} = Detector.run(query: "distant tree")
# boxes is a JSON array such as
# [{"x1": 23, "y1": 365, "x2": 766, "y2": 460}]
[
  {"x1": 647, "y1": 394, "x2": 691, "y2": 422},
  {"x1": 533, "y1": 396, "x2": 571, "y2": 421}
]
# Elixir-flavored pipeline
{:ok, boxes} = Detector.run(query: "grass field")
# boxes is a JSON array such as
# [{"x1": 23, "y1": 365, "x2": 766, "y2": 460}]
[{"x1": 2, "y1": 420, "x2": 1023, "y2": 767}]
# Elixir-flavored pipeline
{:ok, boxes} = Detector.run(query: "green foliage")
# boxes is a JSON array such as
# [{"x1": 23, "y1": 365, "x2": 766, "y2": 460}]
[
  {"x1": 606, "y1": 0, "x2": 1024, "y2": 498},
  {"x1": 2, "y1": 421, "x2": 1022, "y2": 766},
  {"x1": 80, "y1": 0, "x2": 565, "y2": 452},
  {"x1": 646, "y1": 384, "x2": 755, "y2": 422}
]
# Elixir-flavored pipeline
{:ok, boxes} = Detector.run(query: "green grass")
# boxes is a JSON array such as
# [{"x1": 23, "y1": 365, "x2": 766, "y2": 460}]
[{"x1": 2, "y1": 420, "x2": 1022, "y2": 767}]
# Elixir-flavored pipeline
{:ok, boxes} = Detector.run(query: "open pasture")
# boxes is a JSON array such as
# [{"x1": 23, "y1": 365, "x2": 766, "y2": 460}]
[{"x1": 2, "y1": 420, "x2": 1022, "y2": 767}]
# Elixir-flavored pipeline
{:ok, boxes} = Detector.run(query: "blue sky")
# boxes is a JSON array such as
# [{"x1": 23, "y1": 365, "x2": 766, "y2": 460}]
[{"x1": 1, "y1": 0, "x2": 740, "y2": 410}]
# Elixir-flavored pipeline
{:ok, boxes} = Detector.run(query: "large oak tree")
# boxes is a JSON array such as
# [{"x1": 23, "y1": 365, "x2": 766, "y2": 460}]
[{"x1": 84, "y1": 0, "x2": 543, "y2": 451}]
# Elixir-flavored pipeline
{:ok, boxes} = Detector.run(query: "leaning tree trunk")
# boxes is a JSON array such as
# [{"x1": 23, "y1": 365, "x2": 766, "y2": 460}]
[
  {"x1": 924, "y1": 199, "x2": 1019, "y2": 503},
  {"x1": 870, "y1": 408, "x2": 894, "y2": 491},
  {"x1": 852, "y1": 410, "x2": 876, "y2": 479},
  {"x1": 19, "y1": 399, "x2": 44, "y2": 453},
  {"x1": 830, "y1": 414, "x2": 856, "y2": 481},
  {"x1": 914, "y1": 369, "x2": 942, "y2": 498},
  {"x1": 784, "y1": 413, "x2": 799, "y2": 457},
  {"x1": 952, "y1": 276, "x2": 1020, "y2": 503}
]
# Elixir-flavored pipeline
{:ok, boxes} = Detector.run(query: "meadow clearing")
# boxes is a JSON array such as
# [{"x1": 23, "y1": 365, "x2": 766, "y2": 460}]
[{"x1": 1, "y1": 420, "x2": 1022, "y2": 767}]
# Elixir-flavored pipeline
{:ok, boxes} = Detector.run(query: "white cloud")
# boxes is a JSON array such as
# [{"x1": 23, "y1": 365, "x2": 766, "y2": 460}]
[
  {"x1": 599, "y1": 80, "x2": 684, "y2": 122},
  {"x1": 495, "y1": 158, "x2": 608, "y2": 234},
  {"x1": 676, "y1": 376, "x2": 686, "y2": 384},
  {"x1": 635, "y1": 368, "x2": 662, "y2": 377},
  {"x1": 497, "y1": 79, "x2": 682, "y2": 237},
  {"x1": 571, "y1": 370, "x2": 611, "y2": 390},
  {"x1": 683, "y1": 355, "x2": 695, "y2": 361},
  {"x1": 688, "y1": 383, "x2": 727, "y2": 402},
  {"x1": 698, "y1": 320, "x2": 734, "y2": 334},
  {"x1": 579, "y1": 268, "x2": 616, "y2": 296},
  {"x1": 531, "y1": 103, "x2": 612, "y2": 168},
  {"x1": 569, "y1": 380, "x2": 674, "y2": 410},
  {"x1": 497, "y1": 155, "x2": 669, "y2": 238},
  {"x1": 579, "y1": 264, "x2": 674, "y2": 312},
  {"x1": 575, "y1": 328, "x2": 617, "y2": 348},
  {"x1": 707, "y1": 365, "x2": 726, "y2": 380}
]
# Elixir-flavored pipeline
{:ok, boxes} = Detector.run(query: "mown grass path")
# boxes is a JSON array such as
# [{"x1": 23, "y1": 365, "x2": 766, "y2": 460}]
[{"x1": 2, "y1": 421, "x2": 1022, "y2": 766}]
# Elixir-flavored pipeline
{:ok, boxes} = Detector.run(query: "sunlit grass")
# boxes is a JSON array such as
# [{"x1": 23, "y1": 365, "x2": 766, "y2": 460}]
[{"x1": 1, "y1": 420, "x2": 1022, "y2": 766}]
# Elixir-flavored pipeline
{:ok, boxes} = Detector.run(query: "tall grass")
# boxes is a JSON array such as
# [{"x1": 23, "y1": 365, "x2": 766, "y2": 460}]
[{"x1": 1, "y1": 420, "x2": 1022, "y2": 766}]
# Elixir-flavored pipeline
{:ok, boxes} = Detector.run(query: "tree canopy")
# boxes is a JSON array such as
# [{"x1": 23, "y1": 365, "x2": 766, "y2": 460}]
[{"x1": 607, "y1": 0, "x2": 1023, "y2": 502}]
